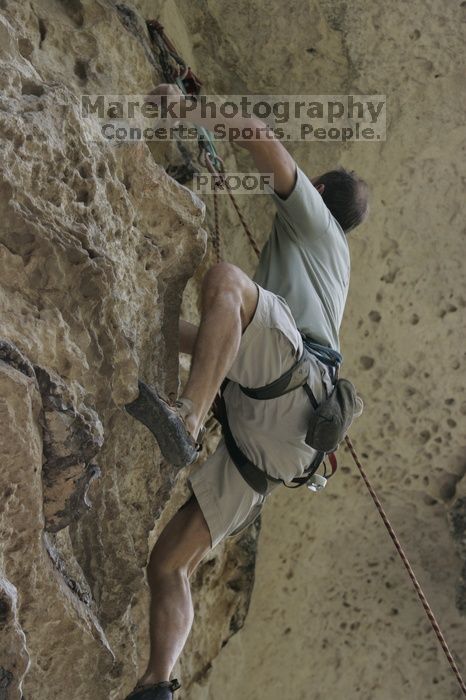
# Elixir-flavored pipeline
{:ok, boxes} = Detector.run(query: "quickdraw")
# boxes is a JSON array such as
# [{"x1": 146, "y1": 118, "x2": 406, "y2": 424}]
[{"x1": 147, "y1": 20, "x2": 223, "y2": 175}]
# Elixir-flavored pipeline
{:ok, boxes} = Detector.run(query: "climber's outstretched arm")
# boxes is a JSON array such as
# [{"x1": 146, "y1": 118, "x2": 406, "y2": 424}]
[
  {"x1": 145, "y1": 85, "x2": 297, "y2": 197},
  {"x1": 237, "y1": 133, "x2": 296, "y2": 198}
]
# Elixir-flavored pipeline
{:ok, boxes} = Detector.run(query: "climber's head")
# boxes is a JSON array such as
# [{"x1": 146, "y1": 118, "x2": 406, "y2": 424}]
[{"x1": 312, "y1": 168, "x2": 369, "y2": 233}]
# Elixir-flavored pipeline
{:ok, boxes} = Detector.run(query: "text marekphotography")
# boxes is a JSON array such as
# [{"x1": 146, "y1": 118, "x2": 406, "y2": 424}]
[{"x1": 81, "y1": 94, "x2": 387, "y2": 142}]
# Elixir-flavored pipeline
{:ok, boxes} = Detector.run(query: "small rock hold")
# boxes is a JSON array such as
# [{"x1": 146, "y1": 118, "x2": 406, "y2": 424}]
[
  {"x1": 0, "y1": 667, "x2": 13, "y2": 692},
  {"x1": 360, "y1": 356, "x2": 375, "y2": 370},
  {"x1": 419, "y1": 430, "x2": 431, "y2": 443},
  {"x1": 423, "y1": 495, "x2": 438, "y2": 506},
  {"x1": 0, "y1": 339, "x2": 35, "y2": 378},
  {"x1": 0, "y1": 594, "x2": 10, "y2": 628},
  {"x1": 438, "y1": 474, "x2": 457, "y2": 502}
]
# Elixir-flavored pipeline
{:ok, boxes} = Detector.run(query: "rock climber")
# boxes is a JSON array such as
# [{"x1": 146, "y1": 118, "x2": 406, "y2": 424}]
[{"x1": 124, "y1": 84, "x2": 369, "y2": 700}]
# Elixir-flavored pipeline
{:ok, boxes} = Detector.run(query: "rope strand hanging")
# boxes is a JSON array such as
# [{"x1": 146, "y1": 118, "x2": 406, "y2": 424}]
[
  {"x1": 212, "y1": 176, "x2": 222, "y2": 264},
  {"x1": 204, "y1": 152, "x2": 261, "y2": 259}
]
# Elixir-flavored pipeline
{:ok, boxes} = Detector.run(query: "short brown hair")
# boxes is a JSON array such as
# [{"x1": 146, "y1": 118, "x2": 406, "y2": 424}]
[{"x1": 315, "y1": 168, "x2": 369, "y2": 233}]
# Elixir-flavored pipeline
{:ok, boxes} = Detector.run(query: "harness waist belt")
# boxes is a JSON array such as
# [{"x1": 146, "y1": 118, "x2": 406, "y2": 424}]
[{"x1": 216, "y1": 386, "x2": 325, "y2": 495}]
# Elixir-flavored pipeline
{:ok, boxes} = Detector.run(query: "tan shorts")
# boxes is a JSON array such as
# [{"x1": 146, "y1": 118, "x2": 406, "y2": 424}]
[{"x1": 188, "y1": 283, "x2": 333, "y2": 549}]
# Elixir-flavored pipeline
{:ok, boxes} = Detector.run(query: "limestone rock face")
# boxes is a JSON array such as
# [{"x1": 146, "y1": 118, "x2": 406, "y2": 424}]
[
  {"x1": 1, "y1": 0, "x2": 465, "y2": 699},
  {"x1": 0, "y1": 2, "x2": 258, "y2": 698}
]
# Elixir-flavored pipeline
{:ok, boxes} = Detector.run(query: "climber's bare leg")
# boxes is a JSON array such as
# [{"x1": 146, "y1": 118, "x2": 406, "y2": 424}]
[
  {"x1": 180, "y1": 262, "x2": 258, "y2": 440},
  {"x1": 137, "y1": 495, "x2": 212, "y2": 688},
  {"x1": 179, "y1": 319, "x2": 198, "y2": 355}
]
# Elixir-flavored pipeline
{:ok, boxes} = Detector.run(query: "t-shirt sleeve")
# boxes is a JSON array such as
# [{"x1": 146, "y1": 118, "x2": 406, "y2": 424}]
[{"x1": 266, "y1": 166, "x2": 333, "y2": 242}]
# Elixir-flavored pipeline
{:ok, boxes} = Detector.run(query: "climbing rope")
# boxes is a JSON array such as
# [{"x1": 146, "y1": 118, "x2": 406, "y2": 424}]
[
  {"x1": 204, "y1": 152, "x2": 261, "y2": 259},
  {"x1": 147, "y1": 22, "x2": 466, "y2": 696},
  {"x1": 146, "y1": 21, "x2": 253, "y2": 256},
  {"x1": 147, "y1": 20, "x2": 194, "y2": 87},
  {"x1": 211, "y1": 170, "x2": 222, "y2": 264}
]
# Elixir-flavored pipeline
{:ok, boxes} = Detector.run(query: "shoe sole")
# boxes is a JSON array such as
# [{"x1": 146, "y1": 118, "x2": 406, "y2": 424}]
[{"x1": 125, "y1": 381, "x2": 198, "y2": 468}]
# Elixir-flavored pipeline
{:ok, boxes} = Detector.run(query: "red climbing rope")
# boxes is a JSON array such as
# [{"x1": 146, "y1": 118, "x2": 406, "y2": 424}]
[
  {"x1": 204, "y1": 153, "x2": 262, "y2": 259},
  {"x1": 212, "y1": 180, "x2": 222, "y2": 264}
]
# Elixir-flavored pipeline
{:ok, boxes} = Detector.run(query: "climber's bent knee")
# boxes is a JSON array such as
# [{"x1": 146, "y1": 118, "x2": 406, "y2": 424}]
[
  {"x1": 201, "y1": 262, "x2": 259, "y2": 332},
  {"x1": 147, "y1": 495, "x2": 212, "y2": 580}
]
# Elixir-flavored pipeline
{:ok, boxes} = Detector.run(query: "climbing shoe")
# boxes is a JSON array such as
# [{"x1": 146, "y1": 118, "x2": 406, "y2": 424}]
[
  {"x1": 125, "y1": 381, "x2": 202, "y2": 468},
  {"x1": 125, "y1": 678, "x2": 181, "y2": 700}
]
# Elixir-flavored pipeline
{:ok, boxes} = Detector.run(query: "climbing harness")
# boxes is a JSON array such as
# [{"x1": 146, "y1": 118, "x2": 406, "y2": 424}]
[
  {"x1": 147, "y1": 20, "x2": 223, "y2": 181},
  {"x1": 146, "y1": 24, "x2": 466, "y2": 696},
  {"x1": 214, "y1": 339, "x2": 360, "y2": 495},
  {"x1": 213, "y1": 383, "x2": 326, "y2": 495}
]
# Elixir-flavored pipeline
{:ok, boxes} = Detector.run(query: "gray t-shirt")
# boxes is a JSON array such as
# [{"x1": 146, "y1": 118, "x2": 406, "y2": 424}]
[{"x1": 253, "y1": 167, "x2": 350, "y2": 351}]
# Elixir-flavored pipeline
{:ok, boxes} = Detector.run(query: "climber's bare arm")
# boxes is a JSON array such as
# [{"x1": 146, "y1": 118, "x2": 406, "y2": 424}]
[
  {"x1": 239, "y1": 135, "x2": 296, "y2": 198},
  {"x1": 145, "y1": 85, "x2": 297, "y2": 197}
]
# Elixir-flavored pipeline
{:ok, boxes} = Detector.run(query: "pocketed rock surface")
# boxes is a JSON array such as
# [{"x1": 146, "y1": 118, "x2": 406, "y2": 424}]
[{"x1": 0, "y1": 1, "x2": 465, "y2": 700}]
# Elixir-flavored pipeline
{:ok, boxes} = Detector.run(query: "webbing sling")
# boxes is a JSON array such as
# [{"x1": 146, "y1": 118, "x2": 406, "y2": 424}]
[{"x1": 301, "y1": 335, "x2": 342, "y2": 367}]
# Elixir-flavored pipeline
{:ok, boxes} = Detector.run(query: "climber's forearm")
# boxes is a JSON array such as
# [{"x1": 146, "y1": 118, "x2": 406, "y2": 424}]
[
  {"x1": 146, "y1": 85, "x2": 276, "y2": 149},
  {"x1": 182, "y1": 106, "x2": 268, "y2": 146},
  {"x1": 146, "y1": 86, "x2": 297, "y2": 196},
  {"x1": 154, "y1": 91, "x2": 270, "y2": 145},
  {"x1": 183, "y1": 101, "x2": 296, "y2": 196}
]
